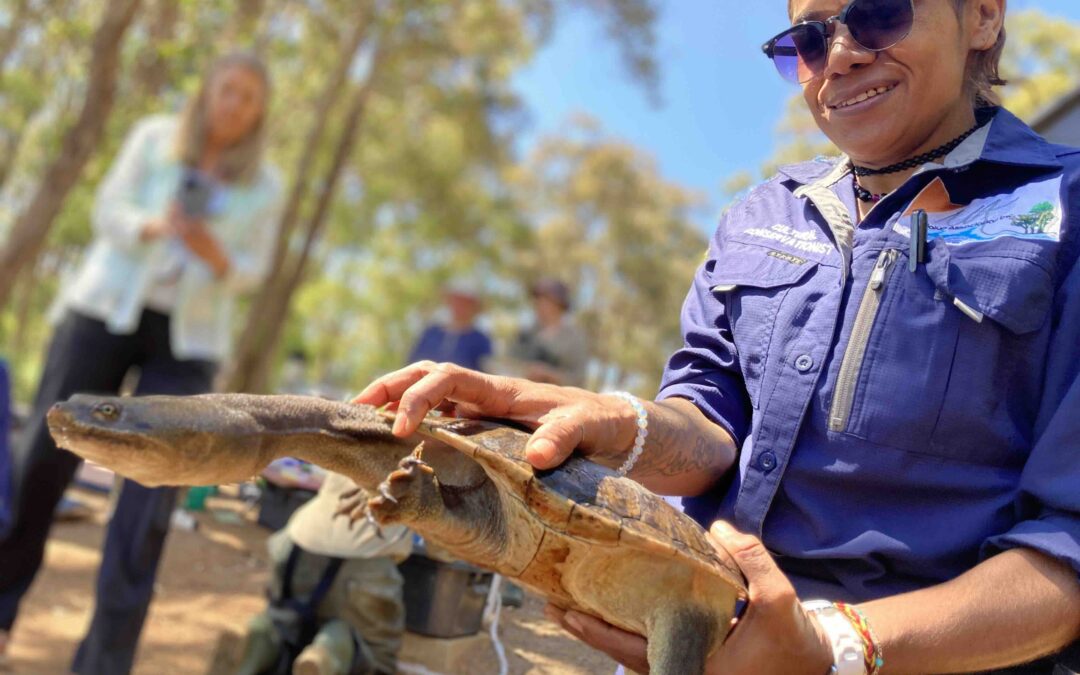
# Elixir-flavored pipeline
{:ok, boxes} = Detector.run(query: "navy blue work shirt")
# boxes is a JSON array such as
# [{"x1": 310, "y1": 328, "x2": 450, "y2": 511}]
[
  {"x1": 659, "y1": 108, "x2": 1080, "y2": 602},
  {"x1": 408, "y1": 324, "x2": 493, "y2": 372}
]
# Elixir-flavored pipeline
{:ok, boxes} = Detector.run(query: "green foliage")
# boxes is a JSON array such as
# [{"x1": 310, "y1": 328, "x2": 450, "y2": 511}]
[{"x1": 0, "y1": 0, "x2": 669, "y2": 402}]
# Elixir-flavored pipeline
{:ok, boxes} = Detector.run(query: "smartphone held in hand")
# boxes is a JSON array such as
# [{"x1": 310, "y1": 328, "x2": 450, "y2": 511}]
[{"x1": 176, "y1": 168, "x2": 215, "y2": 219}]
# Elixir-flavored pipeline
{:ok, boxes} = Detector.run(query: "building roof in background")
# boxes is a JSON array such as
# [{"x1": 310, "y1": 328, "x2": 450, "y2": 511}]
[{"x1": 1029, "y1": 85, "x2": 1080, "y2": 135}]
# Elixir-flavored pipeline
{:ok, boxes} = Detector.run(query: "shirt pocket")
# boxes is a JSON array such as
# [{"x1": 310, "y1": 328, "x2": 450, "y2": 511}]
[
  {"x1": 925, "y1": 244, "x2": 1054, "y2": 464},
  {"x1": 709, "y1": 243, "x2": 819, "y2": 409},
  {"x1": 842, "y1": 241, "x2": 1053, "y2": 465}
]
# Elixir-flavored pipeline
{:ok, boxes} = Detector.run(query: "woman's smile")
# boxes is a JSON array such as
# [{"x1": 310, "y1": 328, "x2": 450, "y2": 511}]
[{"x1": 826, "y1": 82, "x2": 898, "y2": 112}]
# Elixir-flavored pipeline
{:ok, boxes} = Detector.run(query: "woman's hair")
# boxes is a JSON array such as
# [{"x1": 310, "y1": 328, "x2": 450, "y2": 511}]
[
  {"x1": 176, "y1": 51, "x2": 271, "y2": 184},
  {"x1": 950, "y1": 0, "x2": 1008, "y2": 106}
]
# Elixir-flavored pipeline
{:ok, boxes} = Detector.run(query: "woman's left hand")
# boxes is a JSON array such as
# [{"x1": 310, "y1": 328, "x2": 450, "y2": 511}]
[
  {"x1": 546, "y1": 521, "x2": 834, "y2": 675},
  {"x1": 170, "y1": 204, "x2": 230, "y2": 278}
]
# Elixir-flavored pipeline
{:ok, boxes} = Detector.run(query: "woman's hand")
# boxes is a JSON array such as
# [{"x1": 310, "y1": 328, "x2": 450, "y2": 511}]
[
  {"x1": 353, "y1": 361, "x2": 637, "y2": 469},
  {"x1": 169, "y1": 204, "x2": 230, "y2": 278},
  {"x1": 545, "y1": 521, "x2": 834, "y2": 675},
  {"x1": 139, "y1": 217, "x2": 172, "y2": 242}
]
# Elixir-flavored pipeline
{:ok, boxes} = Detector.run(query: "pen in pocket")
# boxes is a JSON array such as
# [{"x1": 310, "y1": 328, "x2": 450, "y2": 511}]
[{"x1": 909, "y1": 209, "x2": 928, "y2": 272}]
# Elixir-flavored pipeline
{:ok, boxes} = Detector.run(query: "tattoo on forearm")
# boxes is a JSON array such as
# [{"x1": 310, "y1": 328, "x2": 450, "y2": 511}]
[{"x1": 631, "y1": 406, "x2": 722, "y2": 479}]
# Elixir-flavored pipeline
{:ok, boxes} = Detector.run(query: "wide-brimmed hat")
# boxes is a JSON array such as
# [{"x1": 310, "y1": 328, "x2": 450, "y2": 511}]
[{"x1": 443, "y1": 278, "x2": 483, "y2": 303}]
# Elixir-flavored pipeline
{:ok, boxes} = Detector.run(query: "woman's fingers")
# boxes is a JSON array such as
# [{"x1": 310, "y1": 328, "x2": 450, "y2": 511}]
[
  {"x1": 352, "y1": 362, "x2": 437, "y2": 407},
  {"x1": 527, "y1": 416, "x2": 586, "y2": 469},
  {"x1": 353, "y1": 362, "x2": 634, "y2": 470},
  {"x1": 709, "y1": 521, "x2": 793, "y2": 608},
  {"x1": 544, "y1": 605, "x2": 650, "y2": 673},
  {"x1": 354, "y1": 362, "x2": 515, "y2": 437}
]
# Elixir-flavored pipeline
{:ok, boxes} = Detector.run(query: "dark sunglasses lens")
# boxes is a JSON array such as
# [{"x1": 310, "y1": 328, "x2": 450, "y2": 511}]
[
  {"x1": 771, "y1": 26, "x2": 826, "y2": 83},
  {"x1": 847, "y1": 0, "x2": 914, "y2": 50}
]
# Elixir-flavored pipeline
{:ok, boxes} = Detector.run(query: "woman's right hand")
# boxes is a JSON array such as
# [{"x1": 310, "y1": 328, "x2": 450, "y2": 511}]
[
  {"x1": 139, "y1": 217, "x2": 173, "y2": 242},
  {"x1": 353, "y1": 361, "x2": 638, "y2": 470}
]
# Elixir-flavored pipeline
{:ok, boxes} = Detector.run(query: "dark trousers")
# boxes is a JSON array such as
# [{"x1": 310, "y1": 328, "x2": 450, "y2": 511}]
[{"x1": 0, "y1": 309, "x2": 216, "y2": 675}]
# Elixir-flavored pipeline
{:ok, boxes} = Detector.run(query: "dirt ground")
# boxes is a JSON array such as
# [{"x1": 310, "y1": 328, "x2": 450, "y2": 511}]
[{"x1": 5, "y1": 485, "x2": 617, "y2": 675}]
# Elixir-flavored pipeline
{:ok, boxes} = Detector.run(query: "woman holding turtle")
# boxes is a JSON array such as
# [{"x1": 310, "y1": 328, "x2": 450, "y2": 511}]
[{"x1": 357, "y1": 0, "x2": 1080, "y2": 672}]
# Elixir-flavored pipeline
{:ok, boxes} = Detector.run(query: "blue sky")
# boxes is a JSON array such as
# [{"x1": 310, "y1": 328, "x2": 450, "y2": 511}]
[{"x1": 512, "y1": 1, "x2": 1080, "y2": 226}]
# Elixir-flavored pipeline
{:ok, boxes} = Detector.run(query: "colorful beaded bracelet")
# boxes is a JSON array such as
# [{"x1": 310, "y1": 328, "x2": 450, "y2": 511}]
[
  {"x1": 834, "y1": 601, "x2": 884, "y2": 675},
  {"x1": 607, "y1": 392, "x2": 648, "y2": 476}
]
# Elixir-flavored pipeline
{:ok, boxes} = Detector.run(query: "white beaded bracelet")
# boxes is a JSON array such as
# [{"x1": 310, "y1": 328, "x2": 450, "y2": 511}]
[{"x1": 608, "y1": 391, "x2": 648, "y2": 476}]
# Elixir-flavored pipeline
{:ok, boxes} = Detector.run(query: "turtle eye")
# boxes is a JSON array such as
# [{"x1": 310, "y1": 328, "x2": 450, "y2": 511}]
[{"x1": 92, "y1": 402, "x2": 121, "y2": 422}]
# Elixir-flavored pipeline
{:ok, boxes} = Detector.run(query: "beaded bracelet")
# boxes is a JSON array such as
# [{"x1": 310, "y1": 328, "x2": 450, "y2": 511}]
[
  {"x1": 607, "y1": 391, "x2": 648, "y2": 476},
  {"x1": 834, "y1": 602, "x2": 884, "y2": 675}
]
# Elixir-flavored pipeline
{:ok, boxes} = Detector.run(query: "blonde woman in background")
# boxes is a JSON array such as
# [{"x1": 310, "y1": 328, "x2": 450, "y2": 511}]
[{"x1": 0, "y1": 52, "x2": 282, "y2": 674}]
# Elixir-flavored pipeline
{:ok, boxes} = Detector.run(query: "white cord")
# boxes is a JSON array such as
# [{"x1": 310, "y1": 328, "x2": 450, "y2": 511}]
[
  {"x1": 397, "y1": 663, "x2": 448, "y2": 675},
  {"x1": 484, "y1": 573, "x2": 509, "y2": 675}
]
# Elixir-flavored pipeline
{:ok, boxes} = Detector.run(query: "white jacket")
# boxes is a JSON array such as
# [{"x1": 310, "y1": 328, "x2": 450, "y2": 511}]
[{"x1": 52, "y1": 115, "x2": 284, "y2": 361}]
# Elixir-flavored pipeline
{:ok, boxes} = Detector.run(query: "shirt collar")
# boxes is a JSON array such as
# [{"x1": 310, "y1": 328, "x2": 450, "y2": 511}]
[
  {"x1": 777, "y1": 106, "x2": 1062, "y2": 190},
  {"x1": 937, "y1": 106, "x2": 1061, "y2": 171}
]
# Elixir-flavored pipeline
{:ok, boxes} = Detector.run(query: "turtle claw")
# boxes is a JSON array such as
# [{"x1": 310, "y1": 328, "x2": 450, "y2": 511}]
[
  {"x1": 336, "y1": 490, "x2": 368, "y2": 523},
  {"x1": 368, "y1": 453, "x2": 441, "y2": 524},
  {"x1": 378, "y1": 483, "x2": 399, "y2": 505},
  {"x1": 366, "y1": 511, "x2": 385, "y2": 539}
]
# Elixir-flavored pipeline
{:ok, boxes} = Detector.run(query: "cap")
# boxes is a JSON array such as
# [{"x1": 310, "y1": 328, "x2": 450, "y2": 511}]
[
  {"x1": 529, "y1": 277, "x2": 571, "y2": 310},
  {"x1": 443, "y1": 278, "x2": 483, "y2": 302}
]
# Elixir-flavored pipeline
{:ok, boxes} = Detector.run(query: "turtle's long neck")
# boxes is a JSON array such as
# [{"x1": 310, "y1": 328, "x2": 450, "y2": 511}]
[{"x1": 219, "y1": 394, "x2": 416, "y2": 492}]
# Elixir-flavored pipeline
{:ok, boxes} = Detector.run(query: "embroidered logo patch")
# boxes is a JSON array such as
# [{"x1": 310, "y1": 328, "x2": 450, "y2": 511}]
[
  {"x1": 742, "y1": 224, "x2": 832, "y2": 255},
  {"x1": 892, "y1": 176, "x2": 1062, "y2": 245},
  {"x1": 767, "y1": 250, "x2": 808, "y2": 266}
]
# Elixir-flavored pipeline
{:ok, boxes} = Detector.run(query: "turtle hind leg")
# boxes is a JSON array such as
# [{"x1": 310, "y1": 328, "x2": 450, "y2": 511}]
[
  {"x1": 368, "y1": 454, "x2": 443, "y2": 524},
  {"x1": 368, "y1": 453, "x2": 505, "y2": 555},
  {"x1": 647, "y1": 605, "x2": 720, "y2": 675}
]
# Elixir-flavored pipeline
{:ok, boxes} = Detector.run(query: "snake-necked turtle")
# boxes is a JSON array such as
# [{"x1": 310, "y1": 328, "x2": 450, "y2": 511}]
[{"x1": 47, "y1": 393, "x2": 747, "y2": 674}]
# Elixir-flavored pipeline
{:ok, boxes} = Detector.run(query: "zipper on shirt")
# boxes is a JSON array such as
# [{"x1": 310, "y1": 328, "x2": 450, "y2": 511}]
[{"x1": 828, "y1": 248, "x2": 900, "y2": 432}]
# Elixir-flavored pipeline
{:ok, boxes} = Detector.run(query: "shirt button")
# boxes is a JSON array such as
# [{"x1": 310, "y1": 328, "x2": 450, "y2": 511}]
[
  {"x1": 757, "y1": 451, "x2": 777, "y2": 472},
  {"x1": 795, "y1": 354, "x2": 814, "y2": 372}
]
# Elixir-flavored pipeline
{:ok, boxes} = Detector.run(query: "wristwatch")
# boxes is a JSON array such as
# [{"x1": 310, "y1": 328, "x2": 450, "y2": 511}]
[{"x1": 802, "y1": 600, "x2": 867, "y2": 675}]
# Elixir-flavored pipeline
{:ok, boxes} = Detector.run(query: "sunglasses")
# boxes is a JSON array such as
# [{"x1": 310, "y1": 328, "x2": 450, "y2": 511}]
[{"x1": 761, "y1": 0, "x2": 915, "y2": 84}]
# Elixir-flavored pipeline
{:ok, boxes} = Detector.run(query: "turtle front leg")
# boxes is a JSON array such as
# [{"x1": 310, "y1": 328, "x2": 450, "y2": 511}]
[{"x1": 366, "y1": 451, "x2": 506, "y2": 560}]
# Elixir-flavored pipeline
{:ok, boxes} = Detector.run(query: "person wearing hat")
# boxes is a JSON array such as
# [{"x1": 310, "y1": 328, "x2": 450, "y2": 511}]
[
  {"x1": 406, "y1": 280, "x2": 492, "y2": 372},
  {"x1": 507, "y1": 277, "x2": 590, "y2": 387}
]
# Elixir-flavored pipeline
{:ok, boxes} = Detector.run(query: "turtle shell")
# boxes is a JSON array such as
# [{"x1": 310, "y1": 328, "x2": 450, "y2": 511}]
[{"x1": 414, "y1": 415, "x2": 747, "y2": 597}]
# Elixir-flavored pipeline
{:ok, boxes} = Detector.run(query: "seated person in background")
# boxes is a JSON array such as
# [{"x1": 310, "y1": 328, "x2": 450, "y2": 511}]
[
  {"x1": 236, "y1": 472, "x2": 411, "y2": 675},
  {"x1": 406, "y1": 280, "x2": 492, "y2": 372},
  {"x1": 504, "y1": 277, "x2": 589, "y2": 387}
]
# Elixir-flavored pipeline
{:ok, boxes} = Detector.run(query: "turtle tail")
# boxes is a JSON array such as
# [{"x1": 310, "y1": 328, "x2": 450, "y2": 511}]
[{"x1": 647, "y1": 604, "x2": 722, "y2": 675}]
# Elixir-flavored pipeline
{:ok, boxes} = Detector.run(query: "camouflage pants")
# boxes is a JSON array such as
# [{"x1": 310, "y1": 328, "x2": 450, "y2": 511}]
[{"x1": 244, "y1": 530, "x2": 406, "y2": 675}]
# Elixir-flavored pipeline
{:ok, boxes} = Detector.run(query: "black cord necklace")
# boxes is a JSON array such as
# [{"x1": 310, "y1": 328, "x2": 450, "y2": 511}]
[
  {"x1": 852, "y1": 120, "x2": 985, "y2": 203},
  {"x1": 853, "y1": 177, "x2": 888, "y2": 203},
  {"x1": 852, "y1": 121, "x2": 982, "y2": 177}
]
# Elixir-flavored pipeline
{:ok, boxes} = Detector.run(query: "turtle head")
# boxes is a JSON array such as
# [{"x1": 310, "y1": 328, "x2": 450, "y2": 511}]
[{"x1": 47, "y1": 394, "x2": 269, "y2": 487}]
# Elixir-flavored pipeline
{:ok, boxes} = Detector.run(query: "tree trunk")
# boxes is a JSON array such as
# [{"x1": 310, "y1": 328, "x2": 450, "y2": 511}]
[
  {"x1": 0, "y1": 125, "x2": 26, "y2": 193},
  {"x1": 220, "y1": 14, "x2": 374, "y2": 392},
  {"x1": 0, "y1": 0, "x2": 31, "y2": 79},
  {"x1": 222, "y1": 49, "x2": 383, "y2": 393},
  {"x1": 265, "y1": 13, "x2": 371, "y2": 288},
  {"x1": 133, "y1": 0, "x2": 178, "y2": 98},
  {"x1": 225, "y1": 0, "x2": 267, "y2": 48},
  {"x1": 10, "y1": 254, "x2": 42, "y2": 360},
  {"x1": 0, "y1": 0, "x2": 142, "y2": 309}
]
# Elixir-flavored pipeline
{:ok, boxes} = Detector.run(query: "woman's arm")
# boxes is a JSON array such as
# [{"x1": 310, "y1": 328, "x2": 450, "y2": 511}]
[
  {"x1": 626, "y1": 397, "x2": 736, "y2": 496},
  {"x1": 862, "y1": 547, "x2": 1080, "y2": 674},
  {"x1": 353, "y1": 362, "x2": 737, "y2": 496},
  {"x1": 552, "y1": 526, "x2": 1080, "y2": 675},
  {"x1": 92, "y1": 117, "x2": 167, "y2": 251}
]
